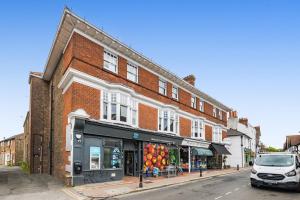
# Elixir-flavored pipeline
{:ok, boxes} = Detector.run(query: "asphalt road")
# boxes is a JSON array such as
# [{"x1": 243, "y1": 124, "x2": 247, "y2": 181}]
[
  {"x1": 114, "y1": 170, "x2": 300, "y2": 200},
  {"x1": 0, "y1": 166, "x2": 72, "y2": 200}
]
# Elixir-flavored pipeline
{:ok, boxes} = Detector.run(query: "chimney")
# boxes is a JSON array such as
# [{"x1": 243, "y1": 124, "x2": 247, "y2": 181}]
[
  {"x1": 229, "y1": 111, "x2": 238, "y2": 118},
  {"x1": 239, "y1": 118, "x2": 248, "y2": 126},
  {"x1": 183, "y1": 74, "x2": 196, "y2": 86}
]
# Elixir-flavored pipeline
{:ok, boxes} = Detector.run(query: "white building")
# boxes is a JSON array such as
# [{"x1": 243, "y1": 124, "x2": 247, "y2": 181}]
[{"x1": 226, "y1": 116, "x2": 259, "y2": 168}]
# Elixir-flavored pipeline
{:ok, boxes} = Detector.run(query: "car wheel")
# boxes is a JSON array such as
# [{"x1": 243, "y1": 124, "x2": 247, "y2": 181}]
[{"x1": 251, "y1": 183, "x2": 257, "y2": 188}]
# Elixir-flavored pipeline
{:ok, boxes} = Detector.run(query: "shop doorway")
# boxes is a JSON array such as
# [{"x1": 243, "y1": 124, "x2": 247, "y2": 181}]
[{"x1": 124, "y1": 151, "x2": 134, "y2": 176}]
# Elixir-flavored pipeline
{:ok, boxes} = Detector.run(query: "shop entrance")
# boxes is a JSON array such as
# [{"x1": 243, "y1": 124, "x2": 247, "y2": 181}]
[{"x1": 124, "y1": 151, "x2": 135, "y2": 176}]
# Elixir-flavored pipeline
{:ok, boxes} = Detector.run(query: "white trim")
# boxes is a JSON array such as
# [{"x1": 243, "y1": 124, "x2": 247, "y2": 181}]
[
  {"x1": 63, "y1": 29, "x2": 230, "y2": 113},
  {"x1": 58, "y1": 68, "x2": 228, "y2": 130}
]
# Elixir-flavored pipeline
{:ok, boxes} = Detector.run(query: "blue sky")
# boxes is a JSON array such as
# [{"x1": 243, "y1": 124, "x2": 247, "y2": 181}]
[{"x1": 0, "y1": 1, "x2": 299, "y2": 148}]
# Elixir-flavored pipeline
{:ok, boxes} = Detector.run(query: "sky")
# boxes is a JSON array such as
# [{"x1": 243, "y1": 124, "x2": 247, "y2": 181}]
[{"x1": 0, "y1": 0, "x2": 299, "y2": 148}]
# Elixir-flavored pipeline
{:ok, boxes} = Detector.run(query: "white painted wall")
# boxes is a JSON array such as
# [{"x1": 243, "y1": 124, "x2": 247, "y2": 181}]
[{"x1": 226, "y1": 136, "x2": 243, "y2": 167}]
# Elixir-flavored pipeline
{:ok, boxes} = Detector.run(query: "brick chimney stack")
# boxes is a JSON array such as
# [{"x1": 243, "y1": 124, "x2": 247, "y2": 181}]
[
  {"x1": 229, "y1": 111, "x2": 238, "y2": 118},
  {"x1": 183, "y1": 74, "x2": 196, "y2": 86},
  {"x1": 239, "y1": 118, "x2": 249, "y2": 127}
]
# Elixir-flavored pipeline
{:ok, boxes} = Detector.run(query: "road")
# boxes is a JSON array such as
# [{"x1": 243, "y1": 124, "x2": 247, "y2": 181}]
[
  {"x1": 115, "y1": 170, "x2": 300, "y2": 200},
  {"x1": 0, "y1": 166, "x2": 72, "y2": 200}
]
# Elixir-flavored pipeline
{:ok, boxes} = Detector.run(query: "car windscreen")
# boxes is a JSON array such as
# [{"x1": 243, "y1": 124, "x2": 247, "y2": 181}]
[{"x1": 255, "y1": 155, "x2": 294, "y2": 167}]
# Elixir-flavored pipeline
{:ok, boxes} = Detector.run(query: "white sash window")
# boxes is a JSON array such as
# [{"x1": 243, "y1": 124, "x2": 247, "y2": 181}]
[
  {"x1": 104, "y1": 50, "x2": 118, "y2": 73},
  {"x1": 158, "y1": 109, "x2": 179, "y2": 135}
]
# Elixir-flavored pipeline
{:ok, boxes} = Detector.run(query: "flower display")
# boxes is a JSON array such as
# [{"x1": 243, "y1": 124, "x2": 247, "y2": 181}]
[{"x1": 143, "y1": 143, "x2": 169, "y2": 172}]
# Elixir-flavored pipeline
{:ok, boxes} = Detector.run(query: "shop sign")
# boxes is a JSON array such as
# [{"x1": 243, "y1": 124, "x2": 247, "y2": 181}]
[
  {"x1": 132, "y1": 132, "x2": 139, "y2": 140},
  {"x1": 182, "y1": 139, "x2": 209, "y2": 148}
]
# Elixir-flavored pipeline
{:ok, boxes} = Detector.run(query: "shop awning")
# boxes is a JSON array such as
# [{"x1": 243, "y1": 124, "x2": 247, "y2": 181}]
[
  {"x1": 210, "y1": 144, "x2": 231, "y2": 155},
  {"x1": 192, "y1": 147, "x2": 213, "y2": 156}
]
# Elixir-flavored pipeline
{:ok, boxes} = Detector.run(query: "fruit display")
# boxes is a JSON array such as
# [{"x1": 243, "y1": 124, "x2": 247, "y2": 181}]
[{"x1": 143, "y1": 143, "x2": 169, "y2": 172}]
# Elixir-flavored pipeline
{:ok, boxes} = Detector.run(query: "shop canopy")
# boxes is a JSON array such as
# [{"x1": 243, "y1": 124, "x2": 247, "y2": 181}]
[
  {"x1": 192, "y1": 147, "x2": 213, "y2": 156},
  {"x1": 210, "y1": 144, "x2": 231, "y2": 155}
]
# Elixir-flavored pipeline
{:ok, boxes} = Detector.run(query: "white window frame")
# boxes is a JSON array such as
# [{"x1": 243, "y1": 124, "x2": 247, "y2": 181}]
[
  {"x1": 158, "y1": 109, "x2": 179, "y2": 135},
  {"x1": 199, "y1": 100, "x2": 204, "y2": 112},
  {"x1": 219, "y1": 110, "x2": 223, "y2": 120},
  {"x1": 191, "y1": 96, "x2": 196, "y2": 109},
  {"x1": 104, "y1": 50, "x2": 118, "y2": 73},
  {"x1": 213, "y1": 127, "x2": 222, "y2": 143},
  {"x1": 101, "y1": 90, "x2": 138, "y2": 127},
  {"x1": 159, "y1": 79, "x2": 167, "y2": 96},
  {"x1": 192, "y1": 119, "x2": 205, "y2": 140},
  {"x1": 172, "y1": 86, "x2": 178, "y2": 100},
  {"x1": 213, "y1": 107, "x2": 217, "y2": 117},
  {"x1": 127, "y1": 63, "x2": 138, "y2": 83}
]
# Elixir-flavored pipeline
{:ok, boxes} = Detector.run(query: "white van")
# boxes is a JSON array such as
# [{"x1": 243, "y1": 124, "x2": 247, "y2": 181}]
[{"x1": 250, "y1": 153, "x2": 300, "y2": 191}]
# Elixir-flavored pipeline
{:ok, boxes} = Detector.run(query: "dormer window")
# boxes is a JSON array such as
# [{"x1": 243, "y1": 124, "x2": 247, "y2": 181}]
[{"x1": 104, "y1": 50, "x2": 118, "y2": 73}]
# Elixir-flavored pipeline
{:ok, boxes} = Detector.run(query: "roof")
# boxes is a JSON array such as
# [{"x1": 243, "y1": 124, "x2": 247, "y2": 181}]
[
  {"x1": 227, "y1": 129, "x2": 251, "y2": 138},
  {"x1": 286, "y1": 134, "x2": 300, "y2": 147},
  {"x1": 42, "y1": 8, "x2": 232, "y2": 112},
  {"x1": 0, "y1": 133, "x2": 24, "y2": 142}
]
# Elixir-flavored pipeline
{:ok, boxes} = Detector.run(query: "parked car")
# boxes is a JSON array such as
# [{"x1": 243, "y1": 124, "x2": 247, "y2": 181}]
[{"x1": 250, "y1": 152, "x2": 300, "y2": 191}]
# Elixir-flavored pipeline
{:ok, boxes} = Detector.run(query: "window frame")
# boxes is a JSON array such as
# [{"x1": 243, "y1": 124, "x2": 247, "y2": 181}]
[
  {"x1": 158, "y1": 109, "x2": 179, "y2": 135},
  {"x1": 103, "y1": 50, "x2": 118, "y2": 73},
  {"x1": 199, "y1": 100, "x2": 204, "y2": 112},
  {"x1": 127, "y1": 62, "x2": 138, "y2": 83},
  {"x1": 101, "y1": 91, "x2": 138, "y2": 127},
  {"x1": 171, "y1": 86, "x2": 178, "y2": 100},
  {"x1": 191, "y1": 96, "x2": 197, "y2": 109},
  {"x1": 159, "y1": 79, "x2": 167, "y2": 96},
  {"x1": 192, "y1": 119, "x2": 205, "y2": 140},
  {"x1": 213, "y1": 107, "x2": 217, "y2": 117}
]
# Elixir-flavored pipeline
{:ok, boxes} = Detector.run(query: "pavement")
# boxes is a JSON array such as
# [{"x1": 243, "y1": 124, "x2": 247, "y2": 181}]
[
  {"x1": 0, "y1": 165, "x2": 73, "y2": 200},
  {"x1": 115, "y1": 170, "x2": 300, "y2": 200},
  {"x1": 65, "y1": 167, "x2": 251, "y2": 199}
]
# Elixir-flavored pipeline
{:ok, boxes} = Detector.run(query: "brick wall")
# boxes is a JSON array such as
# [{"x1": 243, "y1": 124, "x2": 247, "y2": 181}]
[
  {"x1": 138, "y1": 103, "x2": 158, "y2": 131},
  {"x1": 205, "y1": 125, "x2": 213, "y2": 142},
  {"x1": 64, "y1": 33, "x2": 227, "y2": 127},
  {"x1": 29, "y1": 76, "x2": 50, "y2": 173},
  {"x1": 180, "y1": 117, "x2": 191, "y2": 137},
  {"x1": 222, "y1": 130, "x2": 227, "y2": 140}
]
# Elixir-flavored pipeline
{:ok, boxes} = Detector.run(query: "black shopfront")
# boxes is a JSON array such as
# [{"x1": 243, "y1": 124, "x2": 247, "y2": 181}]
[{"x1": 72, "y1": 119, "x2": 183, "y2": 186}]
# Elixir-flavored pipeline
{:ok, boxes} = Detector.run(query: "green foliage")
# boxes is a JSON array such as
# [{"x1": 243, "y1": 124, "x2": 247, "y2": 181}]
[
  {"x1": 266, "y1": 146, "x2": 282, "y2": 152},
  {"x1": 20, "y1": 161, "x2": 29, "y2": 173}
]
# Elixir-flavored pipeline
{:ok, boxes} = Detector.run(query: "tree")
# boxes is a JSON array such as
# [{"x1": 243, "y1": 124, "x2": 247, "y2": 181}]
[{"x1": 265, "y1": 146, "x2": 282, "y2": 152}]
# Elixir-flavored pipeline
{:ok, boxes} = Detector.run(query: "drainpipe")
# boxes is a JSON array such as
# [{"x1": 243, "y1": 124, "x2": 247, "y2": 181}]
[{"x1": 49, "y1": 82, "x2": 54, "y2": 175}]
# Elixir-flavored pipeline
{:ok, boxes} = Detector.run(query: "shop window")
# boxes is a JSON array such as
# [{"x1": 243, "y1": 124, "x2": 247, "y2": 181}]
[
  {"x1": 90, "y1": 146, "x2": 101, "y2": 170},
  {"x1": 102, "y1": 91, "x2": 138, "y2": 127},
  {"x1": 158, "y1": 109, "x2": 179, "y2": 135},
  {"x1": 143, "y1": 143, "x2": 179, "y2": 172},
  {"x1": 103, "y1": 139, "x2": 122, "y2": 169}
]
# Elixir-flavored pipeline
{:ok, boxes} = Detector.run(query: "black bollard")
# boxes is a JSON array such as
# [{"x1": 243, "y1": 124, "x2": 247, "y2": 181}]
[
  {"x1": 200, "y1": 167, "x2": 203, "y2": 177},
  {"x1": 139, "y1": 172, "x2": 143, "y2": 188},
  {"x1": 237, "y1": 164, "x2": 239, "y2": 171}
]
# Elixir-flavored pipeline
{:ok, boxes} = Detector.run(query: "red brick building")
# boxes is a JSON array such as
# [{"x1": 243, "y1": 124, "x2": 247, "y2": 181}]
[
  {"x1": 0, "y1": 133, "x2": 24, "y2": 166},
  {"x1": 25, "y1": 9, "x2": 232, "y2": 185}
]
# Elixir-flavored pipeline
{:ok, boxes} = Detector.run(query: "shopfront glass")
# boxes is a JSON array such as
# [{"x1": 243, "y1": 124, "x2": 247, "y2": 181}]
[{"x1": 143, "y1": 143, "x2": 179, "y2": 173}]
